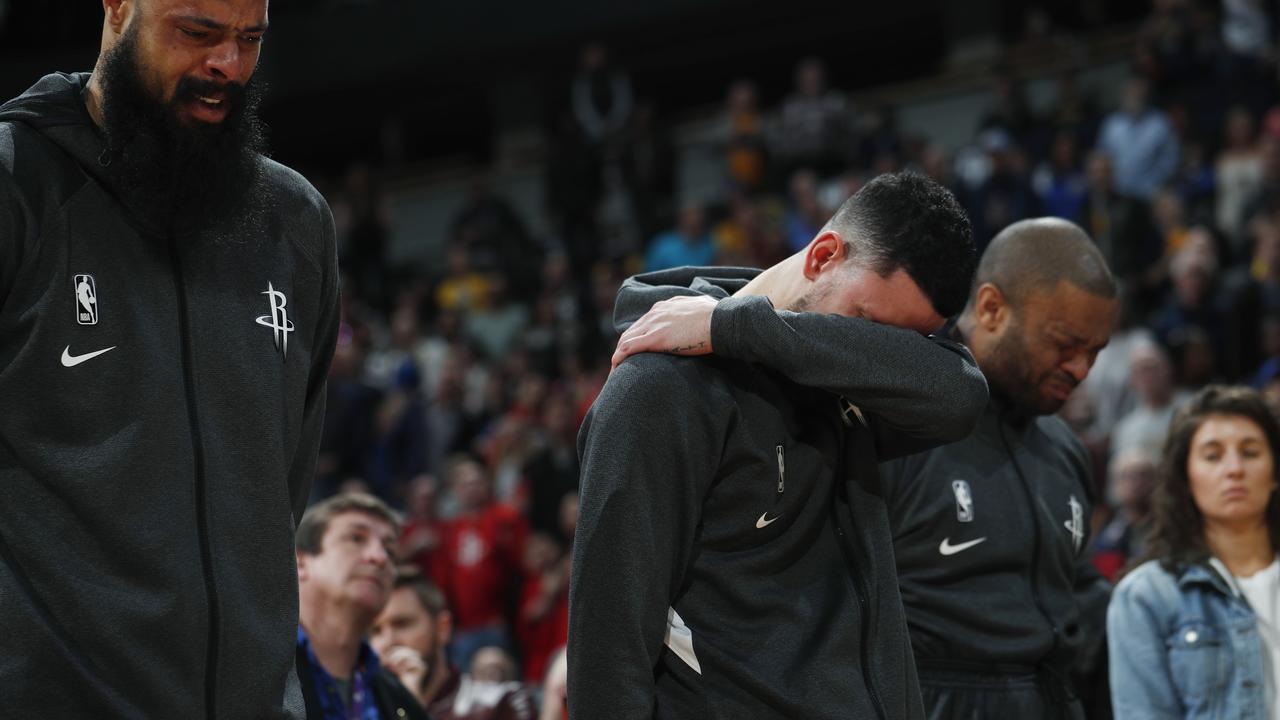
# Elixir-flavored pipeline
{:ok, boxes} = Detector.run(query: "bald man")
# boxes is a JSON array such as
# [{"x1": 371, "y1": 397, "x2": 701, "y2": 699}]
[
  {"x1": 882, "y1": 218, "x2": 1117, "y2": 719},
  {"x1": 616, "y1": 217, "x2": 1118, "y2": 719}
]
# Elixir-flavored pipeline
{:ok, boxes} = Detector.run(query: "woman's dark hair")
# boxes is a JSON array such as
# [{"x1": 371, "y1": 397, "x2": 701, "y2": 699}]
[{"x1": 1138, "y1": 385, "x2": 1280, "y2": 573}]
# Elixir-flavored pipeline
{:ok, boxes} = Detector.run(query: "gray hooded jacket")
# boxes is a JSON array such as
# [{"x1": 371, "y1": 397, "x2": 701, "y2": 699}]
[
  {"x1": 568, "y1": 267, "x2": 987, "y2": 719},
  {"x1": 0, "y1": 73, "x2": 338, "y2": 719}
]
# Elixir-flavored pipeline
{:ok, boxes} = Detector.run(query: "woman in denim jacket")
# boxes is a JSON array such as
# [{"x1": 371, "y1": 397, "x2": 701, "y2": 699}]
[{"x1": 1108, "y1": 385, "x2": 1280, "y2": 719}]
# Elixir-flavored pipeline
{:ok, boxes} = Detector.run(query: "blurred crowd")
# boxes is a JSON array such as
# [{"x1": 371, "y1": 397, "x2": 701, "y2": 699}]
[{"x1": 303, "y1": 0, "x2": 1280, "y2": 715}]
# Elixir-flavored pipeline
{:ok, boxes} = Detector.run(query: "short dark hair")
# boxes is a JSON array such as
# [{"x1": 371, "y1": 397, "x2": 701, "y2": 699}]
[
  {"x1": 1138, "y1": 385, "x2": 1280, "y2": 573},
  {"x1": 392, "y1": 565, "x2": 449, "y2": 618},
  {"x1": 295, "y1": 492, "x2": 401, "y2": 555},
  {"x1": 826, "y1": 171, "x2": 976, "y2": 318},
  {"x1": 970, "y1": 217, "x2": 1117, "y2": 309}
]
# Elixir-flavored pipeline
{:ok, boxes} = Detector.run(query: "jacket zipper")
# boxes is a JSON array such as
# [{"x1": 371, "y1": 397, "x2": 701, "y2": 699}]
[
  {"x1": 829, "y1": 412, "x2": 888, "y2": 720},
  {"x1": 775, "y1": 445, "x2": 785, "y2": 493},
  {"x1": 169, "y1": 236, "x2": 221, "y2": 720},
  {"x1": 998, "y1": 421, "x2": 1060, "y2": 661},
  {"x1": 832, "y1": 517, "x2": 888, "y2": 720}
]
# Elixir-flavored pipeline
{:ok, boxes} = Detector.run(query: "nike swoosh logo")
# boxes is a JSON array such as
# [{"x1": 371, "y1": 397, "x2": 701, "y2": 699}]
[
  {"x1": 756, "y1": 512, "x2": 779, "y2": 529},
  {"x1": 938, "y1": 536, "x2": 987, "y2": 556},
  {"x1": 61, "y1": 345, "x2": 117, "y2": 367}
]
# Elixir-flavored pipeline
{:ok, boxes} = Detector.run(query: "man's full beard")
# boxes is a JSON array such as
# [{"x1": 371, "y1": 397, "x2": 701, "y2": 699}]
[{"x1": 98, "y1": 23, "x2": 268, "y2": 236}]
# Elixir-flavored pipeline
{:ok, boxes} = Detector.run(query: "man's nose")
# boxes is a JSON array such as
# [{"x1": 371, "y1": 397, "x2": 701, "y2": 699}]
[
  {"x1": 203, "y1": 39, "x2": 243, "y2": 81},
  {"x1": 1062, "y1": 353, "x2": 1091, "y2": 384}
]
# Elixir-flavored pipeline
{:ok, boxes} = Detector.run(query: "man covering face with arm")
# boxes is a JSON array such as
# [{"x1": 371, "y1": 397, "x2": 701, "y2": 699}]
[
  {"x1": 628, "y1": 216, "x2": 1118, "y2": 719},
  {"x1": 569, "y1": 172, "x2": 987, "y2": 719}
]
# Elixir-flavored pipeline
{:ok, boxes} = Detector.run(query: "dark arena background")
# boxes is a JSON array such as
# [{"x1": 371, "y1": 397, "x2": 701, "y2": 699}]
[{"x1": 5, "y1": 0, "x2": 1278, "y2": 716}]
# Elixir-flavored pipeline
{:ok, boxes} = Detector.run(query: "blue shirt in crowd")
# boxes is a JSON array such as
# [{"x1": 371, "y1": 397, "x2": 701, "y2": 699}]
[
  {"x1": 296, "y1": 626, "x2": 384, "y2": 720},
  {"x1": 1097, "y1": 109, "x2": 1180, "y2": 201},
  {"x1": 645, "y1": 230, "x2": 716, "y2": 272}
]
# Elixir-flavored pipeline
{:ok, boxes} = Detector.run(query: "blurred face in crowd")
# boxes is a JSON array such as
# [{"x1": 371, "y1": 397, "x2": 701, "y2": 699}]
[
  {"x1": 1187, "y1": 415, "x2": 1277, "y2": 529},
  {"x1": 298, "y1": 511, "x2": 397, "y2": 618},
  {"x1": 1252, "y1": 216, "x2": 1280, "y2": 276},
  {"x1": 450, "y1": 461, "x2": 491, "y2": 513},
  {"x1": 408, "y1": 475, "x2": 439, "y2": 519},
  {"x1": 677, "y1": 204, "x2": 706, "y2": 241},
  {"x1": 1225, "y1": 107, "x2": 1257, "y2": 150},
  {"x1": 1152, "y1": 189, "x2": 1185, "y2": 230},
  {"x1": 790, "y1": 170, "x2": 820, "y2": 214},
  {"x1": 978, "y1": 280, "x2": 1117, "y2": 416},
  {"x1": 1050, "y1": 132, "x2": 1077, "y2": 172},
  {"x1": 728, "y1": 80, "x2": 757, "y2": 114},
  {"x1": 559, "y1": 492, "x2": 580, "y2": 540},
  {"x1": 523, "y1": 533, "x2": 562, "y2": 574},
  {"x1": 1111, "y1": 450, "x2": 1159, "y2": 516},
  {"x1": 1086, "y1": 151, "x2": 1112, "y2": 193},
  {"x1": 920, "y1": 144, "x2": 950, "y2": 182},
  {"x1": 1172, "y1": 254, "x2": 1213, "y2": 308},
  {"x1": 1129, "y1": 343, "x2": 1174, "y2": 406},
  {"x1": 370, "y1": 587, "x2": 447, "y2": 661},
  {"x1": 1122, "y1": 77, "x2": 1149, "y2": 116},
  {"x1": 1262, "y1": 137, "x2": 1280, "y2": 180},
  {"x1": 797, "y1": 59, "x2": 825, "y2": 97},
  {"x1": 470, "y1": 647, "x2": 517, "y2": 683}
]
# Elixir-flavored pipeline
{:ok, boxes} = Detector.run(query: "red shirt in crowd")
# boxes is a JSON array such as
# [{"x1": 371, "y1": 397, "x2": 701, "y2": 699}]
[
  {"x1": 516, "y1": 573, "x2": 569, "y2": 683},
  {"x1": 437, "y1": 503, "x2": 527, "y2": 631}
]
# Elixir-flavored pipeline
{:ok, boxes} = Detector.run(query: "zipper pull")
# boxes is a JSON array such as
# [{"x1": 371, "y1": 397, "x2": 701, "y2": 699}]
[{"x1": 776, "y1": 445, "x2": 785, "y2": 493}]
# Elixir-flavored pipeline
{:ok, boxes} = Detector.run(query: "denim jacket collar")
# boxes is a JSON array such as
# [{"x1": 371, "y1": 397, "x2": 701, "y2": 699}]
[{"x1": 1176, "y1": 561, "x2": 1235, "y2": 597}]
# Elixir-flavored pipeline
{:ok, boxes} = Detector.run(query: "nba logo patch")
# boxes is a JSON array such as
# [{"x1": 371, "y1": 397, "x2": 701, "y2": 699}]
[
  {"x1": 74, "y1": 274, "x2": 99, "y2": 325},
  {"x1": 952, "y1": 480, "x2": 975, "y2": 523}
]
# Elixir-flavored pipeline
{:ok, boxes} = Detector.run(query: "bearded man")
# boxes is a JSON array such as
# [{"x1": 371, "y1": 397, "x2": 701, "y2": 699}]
[{"x1": 0, "y1": 1, "x2": 339, "y2": 717}]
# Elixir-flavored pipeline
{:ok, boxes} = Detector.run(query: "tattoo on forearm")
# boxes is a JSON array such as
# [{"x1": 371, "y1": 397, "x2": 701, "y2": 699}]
[{"x1": 668, "y1": 341, "x2": 707, "y2": 353}]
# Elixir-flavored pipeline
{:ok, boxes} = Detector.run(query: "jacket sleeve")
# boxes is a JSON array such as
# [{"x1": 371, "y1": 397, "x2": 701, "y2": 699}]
[
  {"x1": 1107, "y1": 571, "x2": 1183, "y2": 719},
  {"x1": 567, "y1": 356, "x2": 722, "y2": 720},
  {"x1": 287, "y1": 200, "x2": 341, "y2": 523},
  {"x1": 710, "y1": 294, "x2": 987, "y2": 454}
]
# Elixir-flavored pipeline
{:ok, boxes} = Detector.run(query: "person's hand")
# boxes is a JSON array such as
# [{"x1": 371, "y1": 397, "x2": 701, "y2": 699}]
[
  {"x1": 382, "y1": 645, "x2": 428, "y2": 701},
  {"x1": 611, "y1": 295, "x2": 717, "y2": 371},
  {"x1": 401, "y1": 525, "x2": 438, "y2": 556}
]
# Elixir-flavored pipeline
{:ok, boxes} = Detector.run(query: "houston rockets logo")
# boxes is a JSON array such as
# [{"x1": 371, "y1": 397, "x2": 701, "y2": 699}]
[
  {"x1": 255, "y1": 282, "x2": 295, "y2": 360},
  {"x1": 1065, "y1": 495, "x2": 1085, "y2": 552}
]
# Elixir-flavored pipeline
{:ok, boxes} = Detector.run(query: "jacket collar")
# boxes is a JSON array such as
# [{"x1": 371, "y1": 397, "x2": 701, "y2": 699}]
[{"x1": 1176, "y1": 560, "x2": 1235, "y2": 596}]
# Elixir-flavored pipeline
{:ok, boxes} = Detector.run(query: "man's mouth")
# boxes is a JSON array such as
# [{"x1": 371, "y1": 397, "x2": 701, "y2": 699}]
[{"x1": 183, "y1": 92, "x2": 230, "y2": 123}]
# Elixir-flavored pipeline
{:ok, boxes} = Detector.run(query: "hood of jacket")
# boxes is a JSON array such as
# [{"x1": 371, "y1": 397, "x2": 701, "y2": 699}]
[
  {"x1": 613, "y1": 265, "x2": 760, "y2": 331},
  {"x1": 0, "y1": 72, "x2": 117, "y2": 188}
]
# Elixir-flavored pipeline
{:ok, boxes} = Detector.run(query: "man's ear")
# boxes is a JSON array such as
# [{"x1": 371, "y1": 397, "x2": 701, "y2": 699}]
[
  {"x1": 103, "y1": 0, "x2": 133, "y2": 35},
  {"x1": 973, "y1": 283, "x2": 1009, "y2": 332},
  {"x1": 803, "y1": 231, "x2": 846, "y2": 280},
  {"x1": 296, "y1": 552, "x2": 310, "y2": 583}
]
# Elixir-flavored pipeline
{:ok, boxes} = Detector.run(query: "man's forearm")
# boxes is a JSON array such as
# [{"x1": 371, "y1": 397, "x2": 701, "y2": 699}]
[{"x1": 711, "y1": 295, "x2": 987, "y2": 441}]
